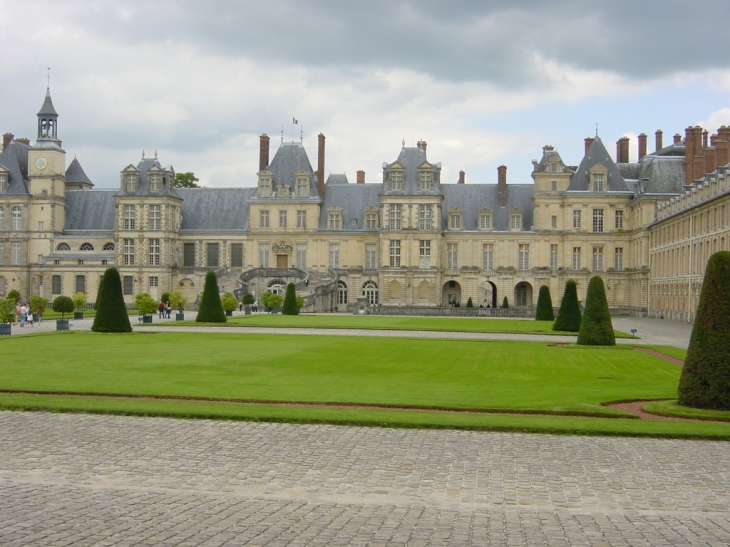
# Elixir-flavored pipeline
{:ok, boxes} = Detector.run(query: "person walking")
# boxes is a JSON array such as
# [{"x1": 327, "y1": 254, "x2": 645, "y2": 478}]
[
  {"x1": 19, "y1": 303, "x2": 27, "y2": 327},
  {"x1": 158, "y1": 301, "x2": 165, "y2": 318},
  {"x1": 36, "y1": 306, "x2": 43, "y2": 323}
]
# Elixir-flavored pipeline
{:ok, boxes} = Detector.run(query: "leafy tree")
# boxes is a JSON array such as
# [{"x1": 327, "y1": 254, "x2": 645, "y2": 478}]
[
  {"x1": 135, "y1": 293, "x2": 158, "y2": 316},
  {"x1": 466, "y1": 297, "x2": 474, "y2": 308},
  {"x1": 0, "y1": 298, "x2": 15, "y2": 323},
  {"x1": 7, "y1": 289, "x2": 20, "y2": 303},
  {"x1": 196, "y1": 271, "x2": 226, "y2": 322},
  {"x1": 678, "y1": 251, "x2": 730, "y2": 409},
  {"x1": 92, "y1": 267, "x2": 132, "y2": 333},
  {"x1": 261, "y1": 291, "x2": 282, "y2": 311},
  {"x1": 169, "y1": 290, "x2": 187, "y2": 311},
  {"x1": 242, "y1": 293, "x2": 255, "y2": 307},
  {"x1": 295, "y1": 295, "x2": 304, "y2": 310},
  {"x1": 535, "y1": 285, "x2": 554, "y2": 321},
  {"x1": 160, "y1": 292, "x2": 171, "y2": 305},
  {"x1": 577, "y1": 276, "x2": 615, "y2": 346},
  {"x1": 72, "y1": 292, "x2": 87, "y2": 311},
  {"x1": 30, "y1": 295, "x2": 48, "y2": 313},
  {"x1": 502, "y1": 296, "x2": 509, "y2": 309},
  {"x1": 221, "y1": 292, "x2": 238, "y2": 312},
  {"x1": 553, "y1": 280, "x2": 581, "y2": 332},
  {"x1": 52, "y1": 296, "x2": 75, "y2": 319},
  {"x1": 173, "y1": 172, "x2": 200, "y2": 188},
  {"x1": 282, "y1": 283, "x2": 299, "y2": 315}
]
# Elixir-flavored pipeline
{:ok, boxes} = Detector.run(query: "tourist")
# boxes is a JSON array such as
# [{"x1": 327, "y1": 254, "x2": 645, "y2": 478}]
[
  {"x1": 36, "y1": 306, "x2": 43, "y2": 323},
  {"x1": 158, "y1": 301, "x2": 165, "y2": 318},
  {"x1": 19, "y1": 303, "x2": 27, "y2": 327},
  {"x1": 165, "y1": 301, "x2": 171, "y2": 318}
]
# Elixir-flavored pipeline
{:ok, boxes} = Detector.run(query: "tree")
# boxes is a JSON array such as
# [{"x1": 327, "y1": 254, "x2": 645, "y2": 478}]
[
  {"x1": 242, "y1": 293, "x2": 255, "y2": 308},
  {"x1": 502, "y1": 296, "x2": 509, "y2": 309},
  {"x1": 169, "y1": 290, "x2": 187, "y2": 311},
  {"x1": 577, "y1": 276, "x2": 615, "y2": 346},
  {"x1": 173, "y1": 172, "x2": 200, "y2": 188},
  {"x1": 135, "y1": 293, "x2": 158, "y2": 317},
  {"x1": 282, "y1": 283, "x2": 299, "y2": 315},
  {"x1": 0, "y1": 298, "x2": 15, "y2": 324},
  {"x1": 553, "y1": 280, "x2": 581, "y2": 332},
  {"x1": 261, "y1": 291, "x2": 282, "y2": 311},
  {"x1": 72, "y1": 292, "x2": 87, "y2": 311},
  {"x1": 160, "y1": 292, "x2": 171, "y2": 305},
  {"x1": 30, "y1": 295, "x2": 48, "y2": 313},
  {"x1": 196, "y1": 271, "x2": 226, "y2": 322},
  {"x1": 678, "y1": 251, "x2": 730, "y2": 410},
  {"x1": 535, "y1": 285, "x2": 554, "y2": 321},
  {"x1": 92, "y1": 267, "x2": 132, "y2": 333},
  {"x1": 221, "y1": 292, "x2": 238, "y2": 312},
  {"x1": 7, "y1": 289, "x2": 20, "y2": 303},
  {"x1": 466, "y1": 297, "x2": 474, "y2": 308},
  {"x1": 52, "y1": 296, "x2": 75, "y2": 319}
]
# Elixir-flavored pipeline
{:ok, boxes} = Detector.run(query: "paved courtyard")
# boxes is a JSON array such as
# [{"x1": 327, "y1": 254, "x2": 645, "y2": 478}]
[{"x1": 1, "y1": 411, "x2": 729, "y2": 546}]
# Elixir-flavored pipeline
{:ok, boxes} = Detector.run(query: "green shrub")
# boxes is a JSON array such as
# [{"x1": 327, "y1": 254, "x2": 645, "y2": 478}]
[
  {"x1": 135, "y1": 293, "x2": 158, "y2": 316},
  {"x1": 553, "y1": 280, "x2": 581, "y2": 332},
  {"x1": 535, "y1": 285, "x2": 554, "y2": 321},
  {"x1": 160, "y1": 292, "x2": 171, "y2": 305},
  {"x1": 30, "y1": 295, "x2": 48, "y2": 314},
  {"x1": 72, "y1": 292, "x2": 87, "y2": 311},
  {"x1": 52, "y1": 296, "x2": 75, "y2": 319},
  {"x1": 678, "y1": 251, "x2": 730, "y2": 409},
  {"x1": 466, "y1": 297, "x2": 474, "y2": 308},
  {"x1": 296, "y1": 295, "x2": 304, "y2": 310},
  {"x1": 282, "y1": 283, "x2": 299, "y2": 315},
  {"x1": 169, "y1": 291, "x2": 187, "y2": 311},
  {"x1": 7, "y1": 289, "x2": 20, "y2": 303},
  {"x1": 0, "y1": 298, "x2": 15, "y2": 323},
  {"x1": 502, "y1": 296, "x2": 509, "y2": 309},
  {"x1": 242, "y1": 293, "x2": 255, "y2": 306},
  {"x1": 92, "y1": 267, "x2": 132, "y2": 333},
  {"x1": 221, "y1": 292, "x2": 238, "y2": 312},
  {"x1": 577, "y1": 276, "x2": 615, "y2": 346},
  {"x1": 261, "y1": 291, "x2": 282, "y2": 311},
  {"x1": 196, "y1": 271, "x2": 226, "y2": 322}
]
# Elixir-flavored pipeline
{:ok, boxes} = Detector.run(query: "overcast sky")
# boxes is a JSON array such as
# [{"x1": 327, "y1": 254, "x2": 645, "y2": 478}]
[{"x1": 3, "y1": 0, "x2": 730, "y2": 188}]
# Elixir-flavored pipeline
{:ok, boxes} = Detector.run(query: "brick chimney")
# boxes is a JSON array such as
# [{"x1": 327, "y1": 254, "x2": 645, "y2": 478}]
[
  {"x1": 317, "y1": 133, "x2": 326, "y2": 197},
  {"x1": 356, "y1": 170, "x2": 365, "y2": 184},
  {"x1": 457, "y1": 170, "x2": 465, "y2": 184},
  {"x1": 417, "y1": 140, "x2": 427, "y2": 155},
  {"x1": 16, "y1": 138, "x2": 30, "y2": 146},
  {"x1": 584, "y1": 137, "x2": 594, "y2": 154},
  {"x1": 638, "y1": 133, "x2": 647, "y2": 160},
  {"x1": 497, "y1": 165, "x2": 507, "y2": 207},
  {"x1": 703, "y1": 130, "x2": 709, "y2": 149},
  {"x1": 258, "y1": 133, "x2": 270, "y2": 172},
  {"x1": 684, "y1": 126, "x2": 695, "y2": 185},
  {"x1": 673, "y1": 133, "x2": 682, "y2": 144},
  {"x1": 616, "y1": 137, "x2": 629, "y2": 163},
  {"x1": 655, "y1": 130, "x2": 663, "y2": 152},
  {"x1": 2, "y1": 133, "x2": 13, "y2": 150},
  {"x1": 706, "y1": 135, "x2": 717, "y2": 174},
  {"x1": 716, "y1": 127, "x2": 730, "y2": 167}
]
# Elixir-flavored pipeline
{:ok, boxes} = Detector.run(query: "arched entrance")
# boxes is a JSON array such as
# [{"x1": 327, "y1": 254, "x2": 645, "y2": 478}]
[
  {"x1": 514, "y1": 281, "x2": 533, "y2": 308},
  {"x1": 480, "y1": 281, "x2": 497, "y2": 308},
  {"x1": 267, "y1": 279, "x2": 286, "y2": 295},
  {"x1": 442, "y1": 280, "x2": 462, "y2": 306},
  {"x1": 362, "y1": 281, "x2": 378, "y2": 305}
]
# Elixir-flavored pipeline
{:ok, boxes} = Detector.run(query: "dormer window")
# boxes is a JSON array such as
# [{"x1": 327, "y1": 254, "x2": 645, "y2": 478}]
[
  {"x1": 0, "y1": 171, "x2": 7, "y2": 193},
  {"x1": 593, "y1": 173, "x2": 604, "y2": 192},
  {"x1": 479, "y1": 208, "x2": 493, "y2": 230},
  {"x1": 148, "y1": 173, "x2": 162, "y2": 192},
  {"x1": 257, "y1": 173, "x2": 273, "y2": 197},
  {"x1": 327, "y1": 207, "x2": 343, "y2": 229},
  {"x1": 448, "y1": 208, "x2": 463, "y2": 230},
  {"x1": 295, "y1": 176, "x2": 309, "y2": 197},
  {"x1": 549, "y1": 162, "x2": 558, "y2": 173},
  {"x1": 123, "y1": 172, "x2": 139, "y2": 192},
  {"x1": 509, "y1": 208, "x2": 523, "y2": 231},
  {"x1": 418, "y1": 170, "x2": 433, "y2": 191},
  {"x1": 389, "y1": 170, "x2": 404, "y2": 191}
]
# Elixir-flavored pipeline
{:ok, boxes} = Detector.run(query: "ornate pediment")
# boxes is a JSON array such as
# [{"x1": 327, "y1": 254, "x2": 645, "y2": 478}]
[{"x1": 272, "y1": 240, "x2": 293, "y2": 253}]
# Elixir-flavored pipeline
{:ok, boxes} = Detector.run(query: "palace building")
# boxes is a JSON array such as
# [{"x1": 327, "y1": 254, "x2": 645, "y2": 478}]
[{"x1": 1, "y1": 87, "x2": 729, "y2": 321}]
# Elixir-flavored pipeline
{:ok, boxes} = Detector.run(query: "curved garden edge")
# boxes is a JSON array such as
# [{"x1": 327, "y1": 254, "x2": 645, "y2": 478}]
[{"x1": 604, "y1": 399, "x2": 730, "y2": 422}]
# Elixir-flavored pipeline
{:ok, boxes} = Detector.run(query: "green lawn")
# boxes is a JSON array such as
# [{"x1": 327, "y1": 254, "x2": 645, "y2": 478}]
[
  {"x1": 169, "y1": 313, "x2": 632, "y2": 337},
  {"x1": 37, "y1": 308, "x2": 140, "y2": 320}
]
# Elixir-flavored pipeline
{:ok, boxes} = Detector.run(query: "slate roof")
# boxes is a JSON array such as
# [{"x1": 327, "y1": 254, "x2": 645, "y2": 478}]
[
  {"x1": 532, "y1": 146, "x2": 572, "y2": 173},
  {"x1": 319, "y1": 183, "x2": 382, "y2": 231},
  {"x1": 177, "y1": 188, "x2": 254, "y2": 231},
  {"x1": 119, "y1": 157, "x2": 180, "y2": 198},
  {"x1": 65, "y1": 190, "x2": 116, "y2": 231},
  {"x1": 567, "y1": 137, "x2": 631, "y2": 192},
  {"x1": 382, "y1": 146, "x2": 441, "y2": 196},
  {"x1": 0, "y1": 140, "x2": 30, "y2": 195},
  {"x1": 65, "y1": 158, "x2": 93, "y2": 187},
  {"x1": 326, "y1": 174, "x2": 349, "y2": 185},
  {"x1": 37, "y1": 88, "x2": 58, "y2": 117},
  {"x1": 441, "y1": 184, "x2": 535, "y2": 231},
  {"x1": 264, "y1": 142, "x2": 319, "y2": 197}
]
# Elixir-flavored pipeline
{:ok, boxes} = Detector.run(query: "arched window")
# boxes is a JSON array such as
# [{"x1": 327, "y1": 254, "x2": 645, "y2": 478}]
[
  {"x1": 11, "y1": 206, "x2": 21, "y2": 230},
  {"x1": 80, "y1": 242, "x2": 94, "y2": 251},
  {"x1": 362, "y1": 281, "x2": 378, "y2": 305},
  {"x1": 103, "y1": 242, "x2": 115, "y2": 251},
  {"x1": 337, "y1": 280, "x2": 348, "y2": 304},
  {"x1": 267, "y1": 279, "x2": 285, "y2": 295},
  {"x1": 56, "y1": 242, "x2": 71, "y2": 251}
]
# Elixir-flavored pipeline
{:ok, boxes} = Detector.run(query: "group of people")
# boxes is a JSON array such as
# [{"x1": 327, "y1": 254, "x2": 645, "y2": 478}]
[
  {"x1": 157, "y1": 301, "x2": 172, "y2": 319},
  {"x1": 15, "y1": 302, "x2": 43, "y2": 327}
]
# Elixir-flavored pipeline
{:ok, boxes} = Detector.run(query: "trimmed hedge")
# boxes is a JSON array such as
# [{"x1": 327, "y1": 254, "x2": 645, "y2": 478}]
[
  {"x1": 282, "y1": 283, "x2": 299, "y2": 315},
  {"x1": 535, "y1": 285, "x2": 554, "y2": 321},
  {"x1": 553, "y1": 279, "x2": 581, "y2": 332},
  {"x1": 466, "y1": 297, "x2": 474, "y2": 308},
  {"x1": 502, "y1": 296, "x2": 509, "y2": 309},
  {"x1": 92, "y1": 268, "x2": 132, "y2": 332},
  {"x1": 577, "y1": 276, "x2": 615, "y2": 346},
  {"x1": 678, "y1": 251, "x2": 730, "y2": 409},
  {"x1": 196, "y1": 271, "x2": 226, "y2": 323}
]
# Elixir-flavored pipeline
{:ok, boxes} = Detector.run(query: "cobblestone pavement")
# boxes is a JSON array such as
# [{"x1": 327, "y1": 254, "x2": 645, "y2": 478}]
[{"x1": 1, "y1": 412, "x2": 729, "y2": 546}]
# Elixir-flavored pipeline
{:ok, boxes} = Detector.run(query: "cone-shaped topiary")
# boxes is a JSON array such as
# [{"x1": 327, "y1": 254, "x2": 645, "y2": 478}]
[
  {"x1": 553, "y1": 279, "x2": 582, "y2": 332},
  {"x1": 282, "y1": 282, "x2": 299, "y2": 315},
  {"x1": 678, "y1": 251, "x2": 730, "y2": 409},
  {"x1": 502, "y1": 296, "x2": 509, "y2": 308},
  {"x1": 535, "y1": 285, "x2": 554, "y2": 321},
  {"x1": 466, "y1": 297, "x2": 473, "y2": 308},
  {"x1": 577, "y1": 276, "x2": 615, "y2": 345},
  {"x1": 196, "y1": 271, "x2": 226, "y2": 322},
  {"x1": 92, "y1": 267, "x2": 132, "y2": 332}
]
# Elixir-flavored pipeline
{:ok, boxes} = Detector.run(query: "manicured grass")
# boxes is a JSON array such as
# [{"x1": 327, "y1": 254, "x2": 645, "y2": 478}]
[
  {"x1": 37, "y1": 308, "x2": 140, "y2": 320},
  {"x1": 169, "y1": 313, "x2": 633, "y2": 337},
  {"x1": 637, "y1": 345, "x2": 687, "y2": 360},
  {"x1": 644, "y1": 400, "x2": 730, "y2": 422}
]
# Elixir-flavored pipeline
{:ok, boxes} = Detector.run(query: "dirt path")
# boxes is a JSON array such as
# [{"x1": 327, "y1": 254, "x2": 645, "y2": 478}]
[{"x1": 633, "y1": 347, "x2": 684, "y2": 366}]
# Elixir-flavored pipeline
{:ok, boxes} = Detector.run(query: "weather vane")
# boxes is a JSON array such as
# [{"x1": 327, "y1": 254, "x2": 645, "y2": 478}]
[
  {"x1": 595, "y1": 122, "x2": 599, "y2": 137},
  {"x1": 47, "y1": 67, "x2": 51, "y2": 88}
]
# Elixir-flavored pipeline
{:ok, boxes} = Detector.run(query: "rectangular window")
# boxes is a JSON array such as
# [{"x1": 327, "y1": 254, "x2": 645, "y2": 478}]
[
  {"x1": 38, "y1": 221, "x2": 44, "y2": 231},
  {"x1": 389, "y1": 170, "x2": 404, "y2": 191},
  {"x1": 75, "y1": 275, "x2": 86, "y2": 294},
  {"x1": 614, "y1": 247, "x2": 624, "y2": 271},
  {"x1": 551, "y1": 181, "x2": 557, "y2": 191},
  {"x1": 572, "y1": 247, "x2": 581, "y2": 270},
  {"x1": 328, "y1": 213, "x2": 342, "y2": 229},
  {"x1": 52, "y1": 275, "x2": 62, "y2": 295},
  {"x1": 101, "y1": 259, "x2": 108, "y2": 266},
  {"x1": 518, "y1": 244, "x2": 529, "y2": 270},
  {"x1": 365, "y1": 212, "x2": 378, "y2": 229},
  {"x1": 77, "y1": 259, "x2": 84, "y2": 266},
  {"x1": 551, "y1": 215, "x2": 557, "y2": 229},
  {"x1": 123, "y1": 205, "x2": 136, "y2": 230},
  {"x1": 279, "y1": 210, "x2": 287, "y2": 228},
  {"x1": 149, "y1": 238, "x2": 161, "y2": 266},
  {"x1": 297, "y1": 210, "x2": 307, "y2": 228},
  {"x1": 389, "y1": 240, "x2": 401, "y2": 267},
  {"x1": 482, "y1": 244, "x2": 494, "y2": 270},
  {"x1": 615, "y1": 210, "x2": 624, "y2": 230},
  {"x1": 418, "y1": 171, "x2": 433, "y2": 191},
  {"x1": 149, "y1": 205, "x2": 161, "y2": 230},
  {"x1": 296, "y1": 243, "x2": 307, "y2": 269},
  {"x1": 479, "y1": 214, "x2": 492, "y2": 230},
  {"x1": 259, "y1": 243, "x2": 269, "y2": 268},
  {"x1": 449, "y1": 215, "x2": 462, "y2": 230},
  {"x1": 592, "y1": 246, "x2": 604, "y2": 271},
  {"x1": 123, "y1": 276, "x2": 133, "y2": 296},
  {"x1": 183, "y1": 242, "x2": 195, "y2": 267},
  {"x1": 11, "y1": 242, "x2": 21, "y2": 265},
  {"x1": 510, "y1": 215, "x2": 522, "y2": 230},
  {"x1": 550, "y1": 244, "x2": 558, "y2": 269},
  {"x1": 418, "y1": 205, "x2": 432, "y2": 230},
  {"x1": 149, "y1": 276, "x2": 159, "y2": 288},
  {"x1": 419, "y1": 240, "x2": 431, "y2": 268},
  {"x1": 389, "y1": 204, "x2": 402, "y2": 230},
  {"x1": 573, "y1": 210, "x2": 581, "y2": 229},
  {"x1": 123, "y1": 238, "x2": 135, "y2": 265},
  {"x1": 592, "y1": 209, "x2": 604, "y2": 233},
  {"x1": 593, "y1": 173, "x2": 604, "y2": 192},
  {"x1": 206, "y1": 243, "x2": 219, "y2": 268},
  {"x1": 447, "y1": 243, "x2": 458, "y2": 269},
  {"x1": 231, "y1": 243, "x2": 243, "y2": 268},
  {"x1": 260, "y1": 210, "x2": 269, "y2": 228},
  {"x1": 329, "y1": 244, "x2": 340, "y2": 269},
  {"x1": 0, "y1": 242, "x2": 4, "y2": 265},
  {"x1": 365, "y1": 244, "x2": 376, "y2": 269}
]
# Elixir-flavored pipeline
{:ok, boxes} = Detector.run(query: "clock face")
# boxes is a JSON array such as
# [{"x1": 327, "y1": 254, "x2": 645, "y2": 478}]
[{"x1": 35, "y1": 157, "x2": 48, "y2": 170}]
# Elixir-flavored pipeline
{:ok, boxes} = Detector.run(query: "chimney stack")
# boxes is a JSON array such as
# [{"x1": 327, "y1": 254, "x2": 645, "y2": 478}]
[
  {"x1": 616, "y1": 137, "x2": 630, "y2": 163},
  {"x1": 703, "y1": 130, "x2": 709, "y2": 149},
  {"x1": 716, "y1": 127, "x2": 730, "y2": 167},
  {"x1": 16, "y1": 138, "x2": 30, "y2": 146},
  {"x1": 497, "y1": 165, "x2": 507, "y2": 207},
  {"x1": 638, "y1": 133, "x2": 647, "y2": 160},
  {"x1": 584, "y1": 138, "x2": 594, "y2": 154},
  {"x1": 457, "y1": 170, "x2": 465, "y2": 184},
  {"x1": 417, "y1": 139, "x2": 427, "y2": 155},
  {"x1": 258, "y1": 134, "x2": 270, "y2": 172},
  {"x1": 2, "y1": 133, "x2": 13, "y2": 150},
  {"x1": 655, "y1": 130, "x2": 663, "y2": 152},
  {"x1": 356, "y1": 170, "x2": 365, "y2": 184},
  {"x1": 673, "y1": 133, "x2": 681, "y2": 144},
  {"x1": 685, "y1": 126, "x2": 696, "y2": 185},
  {"x1": 317, "y1": 133, "x2": 326, "y2": 197}
]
